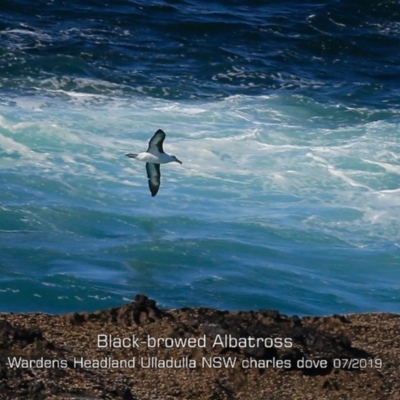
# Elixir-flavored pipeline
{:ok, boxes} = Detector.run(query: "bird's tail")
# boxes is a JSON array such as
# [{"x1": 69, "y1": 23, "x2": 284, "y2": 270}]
[{"x1": 126, "y1": 153, "x2": 138, "y2": 158}]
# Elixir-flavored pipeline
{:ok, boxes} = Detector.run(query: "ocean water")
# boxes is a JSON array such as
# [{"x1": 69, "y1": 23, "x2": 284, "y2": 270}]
[{"x1": 0, "y1": 0, "x2": 399, "y2": 316}]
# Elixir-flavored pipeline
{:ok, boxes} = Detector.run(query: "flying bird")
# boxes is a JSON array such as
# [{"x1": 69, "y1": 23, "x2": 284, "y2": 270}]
[{"x1": 126, "y1": 129, "x2": 182, "y2": 197}]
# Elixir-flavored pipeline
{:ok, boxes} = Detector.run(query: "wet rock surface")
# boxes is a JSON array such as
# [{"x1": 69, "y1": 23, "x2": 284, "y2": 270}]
[{"x1": 0, "y1": 295, "x2": 399, "y2": 399}]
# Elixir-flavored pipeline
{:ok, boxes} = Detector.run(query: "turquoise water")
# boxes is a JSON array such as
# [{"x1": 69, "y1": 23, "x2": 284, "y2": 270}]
[
  {"x1": 0, "y1": 0, "x2": 400, "y2": 315},
  {"x1": 1, "y1": 95, "x2": 399, "y2": 315}
]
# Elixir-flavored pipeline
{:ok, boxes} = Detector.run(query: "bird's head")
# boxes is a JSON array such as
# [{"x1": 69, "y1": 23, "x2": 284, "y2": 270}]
[{"x1": 172, "y1": 156, "x2": 182, "y2": 164}]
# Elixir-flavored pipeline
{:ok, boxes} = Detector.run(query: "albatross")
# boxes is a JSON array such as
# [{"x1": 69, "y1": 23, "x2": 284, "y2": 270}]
[{"x1": 126, "y1": 129, "x2": 182, "y2": 197}]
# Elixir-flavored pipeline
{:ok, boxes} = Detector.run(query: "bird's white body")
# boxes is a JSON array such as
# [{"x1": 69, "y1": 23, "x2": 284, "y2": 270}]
[{"x1": 135, "y1": 151, "x2": 177, "y2": 164}]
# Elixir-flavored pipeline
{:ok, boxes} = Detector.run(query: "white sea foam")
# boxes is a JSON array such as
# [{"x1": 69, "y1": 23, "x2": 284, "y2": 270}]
[{"x1": 1, "y1": 92, "x2": 400, "y2": 315}]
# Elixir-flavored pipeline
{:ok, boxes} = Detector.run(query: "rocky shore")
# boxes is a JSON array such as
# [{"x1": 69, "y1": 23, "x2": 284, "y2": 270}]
[{"x1": 0, "y1": 295, "x2": 399, "y2": 400}]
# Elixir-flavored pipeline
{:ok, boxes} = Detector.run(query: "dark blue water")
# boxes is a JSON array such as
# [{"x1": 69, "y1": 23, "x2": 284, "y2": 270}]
[
  {"x1": 0, "y1": 0, "x2": 399, "y2": 315},
  {"x1": 1, "y1": 0, "x2": 400, "y2": 104}
]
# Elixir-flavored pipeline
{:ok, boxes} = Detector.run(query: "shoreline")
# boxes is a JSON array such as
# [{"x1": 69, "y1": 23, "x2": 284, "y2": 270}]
[{"x1": 1, "y1": 294, "x2": 399, "y2": 399}]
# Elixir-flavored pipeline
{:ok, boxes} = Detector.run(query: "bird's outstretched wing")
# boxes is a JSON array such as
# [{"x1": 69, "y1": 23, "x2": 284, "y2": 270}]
[
  {"x1": 147, "y1": 129, "x2": 166, "y2": 154},
  {"x1": 146, "y1": 162, "x2": 161, "y2": 197}
]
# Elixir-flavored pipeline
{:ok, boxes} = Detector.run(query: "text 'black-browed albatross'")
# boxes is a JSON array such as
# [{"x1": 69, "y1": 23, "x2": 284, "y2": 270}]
[{"x1": 126, "y1": 129, "x2": 182, "y2": 197}]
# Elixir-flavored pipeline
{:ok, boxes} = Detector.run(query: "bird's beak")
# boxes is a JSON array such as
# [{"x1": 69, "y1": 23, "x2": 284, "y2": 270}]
[{"x1": 175, "y1": 158, "x2": 182, "y2": 164}]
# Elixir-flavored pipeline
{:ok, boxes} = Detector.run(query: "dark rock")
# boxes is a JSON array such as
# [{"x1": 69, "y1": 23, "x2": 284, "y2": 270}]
[{"x1": 0, "y1": 320, "x2": 45, "y2": 349}]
